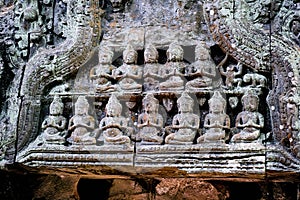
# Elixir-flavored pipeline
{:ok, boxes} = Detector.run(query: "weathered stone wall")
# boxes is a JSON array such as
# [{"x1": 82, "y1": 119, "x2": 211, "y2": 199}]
[
  {"x1": 0, "y1": 171, "x2": 298, "y2": 200},
  {"x1": 0, "y1": 0, "x2": 300, "y2": 199}
]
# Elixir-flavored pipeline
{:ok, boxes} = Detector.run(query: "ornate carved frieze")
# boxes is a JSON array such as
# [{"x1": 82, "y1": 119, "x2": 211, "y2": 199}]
[{"x1": 0, "y1": 0, "x2": 299, "y2": 177}]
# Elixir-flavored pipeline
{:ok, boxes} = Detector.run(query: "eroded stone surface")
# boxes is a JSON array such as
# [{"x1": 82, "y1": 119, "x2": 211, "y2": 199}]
[{"x1": 0, "y1": 0, "x2": 299, "y2": 180}]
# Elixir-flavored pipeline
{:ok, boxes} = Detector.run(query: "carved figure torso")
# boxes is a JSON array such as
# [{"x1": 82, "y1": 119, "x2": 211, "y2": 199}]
[
  {"x1": 204, "y1": 113, "x2": 229, "y2": 133},
  {"x1": 99, "y1": 94, "x2": 131, "y2": 145},
  {"x1": 236, "y1": 111, "x2": 264, "y2": 130},
  {"x1": 41, "y1": 96, "x2": 67, "y2": 144},
  {"x1": 90, "y1": 64, "x2": 116, "y2": 87},
  {"x1": 114, "y1": 44, "x2": 142, "y2": 92},
  {"x1": 100, "y1": 116, "x2": 130, "y2": 143},
  {"x1": 42, "y1": 115, "x2": 66, "y2": 135},
  {"x1": 186, "y1": 60, "x2": 216, "y2": 89},
  {"x1": 138, "y1": 113, "x2": 164, "y2": 143},
  {"x1": 198, "y1": 92, "x2": 230, "y2": 143},
  {"x1": 138, "y1": 94, "x2": 164, "y2": 144},
  {"x1": 114, "y1": 63, "x2": 142, "y2": 91},
  {"x1": 159, "y1": 61, "x2": 185, "y2": 90},
  {"x1": 165, "y1": 92, "x2": 199, "y2": 144},
  {"x1": 69, "y1": 115, "x2": 95, "y2": 136},
  {"x1": 143, "y1": 44, "x2": 161, "y2": 91},
  {"x1": 218, "y1": 61, "x2": 243, "y2": 89},
  {"x1": 68, "y1": 96, "x2": 96, "y2": 144},
  {"x1": 166, "y1": 113, "x2": 199, "y2": 143},
  {"x1": 186, "y1": 43, "x2": 216, "y2": 90},
  {"x1": 143, "y1": 63, "x2": 161, "y2": 91},
  {"x1": 232, "y1": 92, "x2": 264, "y2": 142},
  {"x1": 159, "y1": 42, "x2": 185, "y2": 91},
  {"x1": 90, "y1": 47, "x2": 116, "y2": 92}
]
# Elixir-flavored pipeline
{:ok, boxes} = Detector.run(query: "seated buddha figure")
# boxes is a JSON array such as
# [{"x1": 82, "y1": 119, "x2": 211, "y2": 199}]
[
  {"x1": 89, "y1": 47, "x2": 117, "y2": 93},
  {"x1": 113, "y1": 44, "x2": 142, "y2": 92},
  {"x1": 137, "y1": 94, "x2": 164, "y2": 144},
  {"x1": 99, "y1": 94, "x2": 132, "y2": 146},
  {"x1": 231, "y1": 91, "x2": 264, "y2": 142},
  {"x1": 159, "y1": 42, "x2": 186, "y2": 91},
  {"x1": 68, "y1": 96, "x2": 96, "y2": 144},
  {"x1": 186, "y1": 43, "x2": 216, "y2": 90},
  {"x1": 143, "y1": 44, "x2": 162, "y2": 91},
  {"x1": 165, "y1": 92, "x2": 199, "y2": 144},
  {"x1": 41, "y1": 95, "x2": 67, "y2": 144},
  {"x1": 197, "y1": 91, "x2": 230, "y2": 143}
]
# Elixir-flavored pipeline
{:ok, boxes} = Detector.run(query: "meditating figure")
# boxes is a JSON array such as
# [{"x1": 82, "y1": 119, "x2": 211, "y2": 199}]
[
  {"x1": 90, "y1": 47, "x2": 116, "y2": 93},
  {"x1": 165, "y1": 92, "x2": 199, "y2": 144},
  {"x1": 159, "y1": 42, "x2": 186, "y2": 91},
  {"x1": 113, "y1": 44, "x2": 142, "y2": 92},
  {"x1": 186, "y1": 43, "x2": 216, "y2": 90},
  {"x1": 41, "y1": 95, "x2": 67, "y2": 144},
  {"x1": 99, "y1": 94, "x2": 132, "y2": 146},
  {"x1": 198, "y1": 92, "x2": 230, "y2": 143},
  {"x1": 138, "y1": 94, "x2": 164, "y2": 144},
  {"x1": 231, "y1": 91, "x2": 264, "y2": 142},
  {"x1": 143, "y1": 44, "x2": 162, "y2": 91},
  {"x1": 68, "y1": 96, "x2": 96, "y2": 144}
]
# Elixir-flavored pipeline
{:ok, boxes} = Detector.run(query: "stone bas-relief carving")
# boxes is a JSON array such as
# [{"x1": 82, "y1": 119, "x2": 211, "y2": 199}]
[
  {"x1": 198, "y1": 91, "x2": 230, "y2": 143},
  {"x1": 41, "y1": 95, "x2": 67, "y2": 144},
  {"x1": 14, "y1": 39, "x2": 270, "y2": 171},
  {"x1": 218, "y1": 61, "x2": 243, "y2": 90},
  {"x1": 232, "y1": 91, "x2": 264, "y2": 142},
  {"x1": 143, "y1": 44, "x2": 161, "y2": 91},
  {"x1": 0, "y1": 0, "x2": 299, "y2": 177},
  {"x1": 138, "y1": 94, "x2": 164, "y2": 144},
  {"x1": 185, "y1": 43, "x2": 217, "y2": 90},
  {"x1": 99, "y1": 94, "x2": 132, "y2": 147},
  {"x1": 68, "y1": 96, "x2": 96, "y2": 145},
  {"x1": 90, "y1": 47, "x2": 117, "y2": 93},
  {"x1": 165, "y1": 92, "x2": 199, "y2": 144},
  {"x1": 159, "y1": 42, "x2": 186, "y2": 91},
  {"x1": 113, "y1": 44, "x2": 143, "y2": 92}
]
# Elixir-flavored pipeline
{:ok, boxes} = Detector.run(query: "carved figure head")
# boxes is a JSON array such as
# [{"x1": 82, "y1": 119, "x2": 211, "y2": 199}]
[
  {"x1": 75, "y1": 96, "x2": 89, "y2": 115},
  {"x1": 226, "y1": 64, "x2": 236, "y2": 71},
  {"x1": 242, "y1": 91, "x2": 259, "y2": 112},
  {"x1": 23, "y1": 7, "x2": 38, "y2": 22},
  {"x1": 177, "y1": 92, "x2": 194, "y2": 113},
  {"x1": 287, "y1": 102, "x2": 297, "y2": 115},
  {"x1": 167, "y1": 42, "x2": 183, "y2": 62},
  {"x1": 144, "y1": 44, "x2": 158, "y2": 63},
  {"x1": 143, "y1": 94, "x2": 159, "y2": 113},
  {"x1": 49, "y1": 95, "x2": 64, "y2": 115},
  {"x1": 99, "y1": 47, "x2": 114, "y2": 64},
  {"x1": 110, "y1": 0, "x2": 130, "y2": 13},
  {"x1": 209, "y1": 91, "x2": 226, "y2": 114},
  {"x1": 123, "y1": 44, "x2": 138, "y2": 64},
  {"x1": 106, "y1": 94, "x2": 122, "y2": 117},
  {"x1": 229, "y1": 97, "x2": 239, "y2": 108},
  {"x1": 195, "y1": 42, "x2": 210, "y2": 61},
  {"x1": 291, "y1": 19, "x2": 300, "y2": 35}
]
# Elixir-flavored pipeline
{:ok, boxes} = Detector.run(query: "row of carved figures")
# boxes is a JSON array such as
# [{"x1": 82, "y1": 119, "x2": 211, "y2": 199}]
[
  {"x1": 89, "y1": 42, "x2": 267, "y2": 93},
  {"x1": 40, "y1": 91, "x2": 264, "y2": 146}
]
